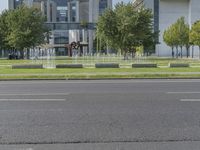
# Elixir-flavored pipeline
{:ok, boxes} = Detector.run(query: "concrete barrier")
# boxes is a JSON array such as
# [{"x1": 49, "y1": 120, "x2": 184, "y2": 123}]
[
  {"x1": 12, "y1": 64, "x2": 43, "y2": 69},
  {"x1": 169, "y1": 63, "x2": 190, "y2": 68},
  {"x1": 132, "y1": 64, "x2": 157, "y2": 68},
  {"x1": 56, "y1": 64, "x2": 83, "y2": 68},
  {"x1": 95, "y1": 63, "x2": 119, "y2": 68}
]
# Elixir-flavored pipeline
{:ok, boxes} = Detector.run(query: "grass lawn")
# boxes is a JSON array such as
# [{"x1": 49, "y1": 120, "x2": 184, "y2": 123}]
[
  {"x1": 0, "y1": 68, "x2": 200, "y2": 79},
  {"x1": 0, "y1": 57, "x2": 200, "y2": 79}
]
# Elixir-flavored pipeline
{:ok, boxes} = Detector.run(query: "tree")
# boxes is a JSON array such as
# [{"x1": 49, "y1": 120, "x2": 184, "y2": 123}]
[
  {"x1": 0, "y1": 10, "x2": 11, "y2": 51},
  {"x1": 163, "y1": 17, "x2": 190, "y2": 58},
  {"x1": 143, "y1": 31, "x2": 159, "y2": 56},
  {"x1": 185, "y1": 28, "x2": 191, "y2": 58},
  {"x1": 163, "y1": 27, "x2": 174, "y2": 58},
  {"x1": 175, "y1": 17, "x2": 190, "y2": 58},
  {"x1": 97, "y1": 2, "x2": 155, "y2": 59},
  {"x1": 190, "y1": 20, "x2": 200, "y2": 59},
  {"x1": 5, "y1": 5, "x2": 47, "y2": 59}
]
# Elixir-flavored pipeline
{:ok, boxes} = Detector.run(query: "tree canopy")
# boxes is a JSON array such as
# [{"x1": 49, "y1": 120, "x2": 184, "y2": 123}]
[
  {"x1": 0, "y1": 5, "x2": 47, "y2": 58},
  {"x1": 190, "y1": 20, "x2": 200, "y2": 58},
  {"x1": 0, "y1": 10, "x2": 10, "y2": 50},
  {"x1": 190, "y1": 21, "x2": 200, "y2": 47},
  {"x1": 97, "y1": 2, "x2": 156, "y2": 58},
  {"x1": 163, "y1": 17, "x2": 190, "y2": 58},
  {"x1": 163, "y1": 26, "x2": 176, "y2": 57}
]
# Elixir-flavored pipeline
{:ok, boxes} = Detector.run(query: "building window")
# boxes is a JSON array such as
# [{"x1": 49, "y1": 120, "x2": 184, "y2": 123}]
[
  {"x1": 54, "y1": 37, "x2": 68, "y2": 44},
  {"x1": 14, "y1": 0, "x2": 24, "y2": 9},
  {"x1": 70, "y1": 2, "x2": 76, "y2": 22},
  {"x1": 99, "y1": 0, "x2": 108, "y2": 15},
  {"x1": 57, "y1": 6, "x2": 68, "y2": 22}
]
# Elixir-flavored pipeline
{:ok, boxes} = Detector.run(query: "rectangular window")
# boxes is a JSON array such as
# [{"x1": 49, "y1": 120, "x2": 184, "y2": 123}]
[
  {"x1": 99, "y1": 0, "x2": 108, "y2": 15},
  {"x1": 14, "y1": 0, "x2": 24, "y2": 8}
]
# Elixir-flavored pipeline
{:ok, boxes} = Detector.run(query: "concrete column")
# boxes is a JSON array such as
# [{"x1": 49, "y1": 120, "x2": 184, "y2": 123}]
[
  {"x1": 107, "y1": 0, "x2": 112, "y2": 9},
  {"x1": 68, "y1": 2, "x2": 71, "y2": 22},
  {"x1": 89, "y1": 0, "x2": 99, "y2": 22},
  {"x1": 89, "y1": 0, "x2": 93, "y2": 22},
  {"x1": 82, "y1": 29, "x2": 87, "y2": 43},
  {"x1": 47, "y1": 0, "x2": 57, "y2": 22},
  {"x1": 47, "y1": 0, "x2": 51, "y2": 22},
  {"x1": 82, "y1": 29, "x2": 88, "y2": 55},
  {"x1": 8, "y1": 0, "x2": 14, "y2": 9},
  {"x1": 88, "y1": 30, "x2": 94, "y2": 54},
  {"x1": 76, "y1": 1, "x2": 80, "y2": 22},
  {"x1": 41, "y1": 1, "x2": 45, "y2": 16},
  {"x1": 52, "y1": 2, "x2": 57, "y2": 22},
  {"x1": 94, "y1": 0, "x2": 99, "y2": 22}
]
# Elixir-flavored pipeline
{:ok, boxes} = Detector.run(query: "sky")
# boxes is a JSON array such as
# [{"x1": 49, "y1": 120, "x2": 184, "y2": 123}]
[{"x1": 0, "y1": 0, "x2": 130, "y2": 12}]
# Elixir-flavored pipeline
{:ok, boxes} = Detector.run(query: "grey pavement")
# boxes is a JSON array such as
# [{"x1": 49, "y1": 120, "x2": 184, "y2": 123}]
[{"x1": 0, "y1": 80, "x2": 200, "y2": 149}]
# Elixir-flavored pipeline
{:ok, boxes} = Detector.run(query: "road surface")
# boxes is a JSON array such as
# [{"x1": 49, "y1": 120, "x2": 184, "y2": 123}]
[{"x1": 0, "y1": 79, "x2": 200, "y2": 149}]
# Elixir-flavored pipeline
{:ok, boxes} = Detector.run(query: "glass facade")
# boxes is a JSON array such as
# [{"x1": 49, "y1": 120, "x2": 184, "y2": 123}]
[
  {"x1": 45, "y1": 0, "x2": 77, "y2": 23},
  {"x1": 99, "y1": 0, "x2": 108, "y2": 15},
  {"x1": 9, "y1": 0, "x2": 111, "y2": 56},
  {"x1": 70, "y1": 2, "x2": 77, "y2": 22},
  {"x1": 14, "y1": 0, "x2": 24, "y2": 8},
  {"x1": 56, "y1": 6, "x2": 68, "y2": 22},
  {"x1": 53, "y1": 0, "x2": 68, "y2": 22}
]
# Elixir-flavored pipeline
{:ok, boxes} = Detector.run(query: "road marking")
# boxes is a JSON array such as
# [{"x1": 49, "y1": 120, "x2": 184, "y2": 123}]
[
  {"x1": 180, "y1": 99, "x2": 200, "y2": 102},
  {"x1": 0, "y1": 93, "x2": 70, "y2": 96},
  {"x1": 0, "y1": 99, "x2": 66, "y2": 101},
  {"x1": 168, "y1": 92, "x2": 200, "y2": 94}
]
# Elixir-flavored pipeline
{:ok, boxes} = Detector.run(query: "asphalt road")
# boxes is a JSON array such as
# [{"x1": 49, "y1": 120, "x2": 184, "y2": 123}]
[{"x1": 1, "y1": 79, "x2": 200, "y2": 149}]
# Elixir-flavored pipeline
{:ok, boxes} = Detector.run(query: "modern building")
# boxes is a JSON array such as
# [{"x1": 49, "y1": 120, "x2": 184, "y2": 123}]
[
  {"x1": 8, "y1": 0, "x2": 112, "y2": 56},
  {"x1": 133, "y1": 0, "x2": 200, "y2": 57}
]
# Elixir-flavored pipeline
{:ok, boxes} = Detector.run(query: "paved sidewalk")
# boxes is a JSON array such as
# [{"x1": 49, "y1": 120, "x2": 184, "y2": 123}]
[{"x1": 1, "y1": 72, "x2": 200, "y2": 76}]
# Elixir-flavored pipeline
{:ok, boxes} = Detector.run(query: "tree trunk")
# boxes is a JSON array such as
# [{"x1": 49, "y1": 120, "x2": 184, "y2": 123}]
[
  {"x1": 27, "y1": 48, "x2": 30, "y2": 59},
  {"x1": 192, "y1": 46, "x2": 194, "y2": 58},
  {"x1": 124, "y1": 52, "x2": 126, "y2": 60},
  {"x1": 176, "y1": 47, "x2": 178, "y2": 58},
  {"x1": 171, "y1": 47, "x2": 174, "y2": 58},
  {"x1": 124, "y1": 50, "x2": 128, "y2": 60},
  {"x1": 131, "y1": 51, "x2": 134, "y2": 59},
  {"x1": 20, "y1": 50, "x2": 24, "y2": 59},
  {"x1": 180, "y1": 46, "x2": 183, "y2": 58}
]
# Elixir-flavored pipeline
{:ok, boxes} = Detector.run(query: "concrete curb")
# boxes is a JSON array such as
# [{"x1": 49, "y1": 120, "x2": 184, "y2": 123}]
[{"x1": 0, "y1": 77, "x2": 200, "y2": 81}]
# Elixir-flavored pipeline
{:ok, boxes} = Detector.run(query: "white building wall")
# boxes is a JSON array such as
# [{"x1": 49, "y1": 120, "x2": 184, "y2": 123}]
[
  {"x1": 79, "y1": 1, "x2": 89, "y2": 22},
  {"x1": 189, "y1": 0, "x2": 200, "y2": 26},
  {"x1": 157, "y1": 0, "x2": 189, "y2": 57},
  {"x1": 144, "y1": 0, "x2": 154, "y2": 10},
  {"x1": 69, "y1": 30, "x2": 80, "y2": 43},
  {"x1": 47, "y1": 0, "x2": 57, "y2": 22},
  {"x1": 189, "y1": 0, "x2": 200, "y2": 57}
]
